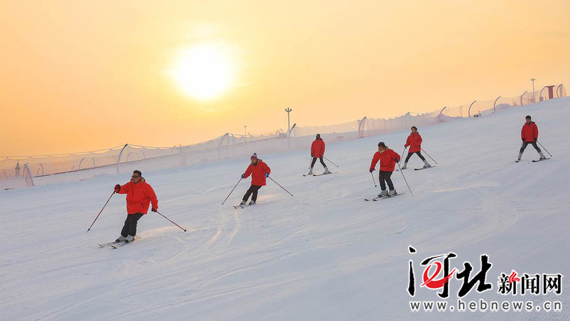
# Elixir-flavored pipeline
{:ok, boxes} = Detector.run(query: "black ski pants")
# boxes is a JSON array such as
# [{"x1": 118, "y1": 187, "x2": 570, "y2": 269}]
[
  {"x1": 120, "y1": 213, "x2": 144, "y2": 237},
  {"x1": 519, "y1": 141, "x2": 542, "y2": 154},
  {"x1": 311, "y1": 157, "x2": 327, "y2": 168},
  {"x1": 243, "y1": 185, "x2": 262, "y2": 202},
  {"x1": 379, "y1": 171, "x2": 394, "y2": 191},
  {"x1": 405, "y1": 151, "x2": 426, "y2": 163}
]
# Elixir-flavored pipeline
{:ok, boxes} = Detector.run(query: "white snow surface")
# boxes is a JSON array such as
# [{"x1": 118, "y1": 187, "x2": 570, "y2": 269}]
[{"x1": 1, "y1": 98, "x2": 569, "y2": 321}]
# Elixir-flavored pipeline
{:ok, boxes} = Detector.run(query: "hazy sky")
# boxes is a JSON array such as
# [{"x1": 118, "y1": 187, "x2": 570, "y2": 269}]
[{"x1": 1, "y1": 0, "x2": 568, "y2": 155}]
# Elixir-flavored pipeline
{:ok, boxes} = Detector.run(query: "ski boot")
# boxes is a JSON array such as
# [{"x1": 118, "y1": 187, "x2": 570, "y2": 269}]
[
  {"x1": 539, "y1": 151, "x2": 546, "y2": 160},
  {"x1": 401, "y1": 162, "x2": 408, "y2": 170},
  {"x1": 240, "y1": 200, "x2": 247, "y2": 206},
  {"x1": 115, "y1": 235, "x2": 126, "y2": 243},
  {"x1": 378, "y1": 190, "x2": 389, "y2": 198},
  {"x1": 125, "y1": 235, "x2": 135, "y2": 243},
  {"x1": 388, "y1": 190, "x2": 397, "y2": 197},
  {"x1": 324, "y1": 167, "x2": 331, "y2": 174},
  {"x1": 423, "y1": 160, "x2": 431, "y2": 168},
  {"x1": 307, "y1": 168, "x2": 313, "y2": 175},
  {"x1": 249, "y1": 201, "x2": 256, "y2": 205}
]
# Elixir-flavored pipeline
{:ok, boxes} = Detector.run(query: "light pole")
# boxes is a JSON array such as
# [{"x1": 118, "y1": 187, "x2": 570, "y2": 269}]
[
  {"x1": 531, "y1": 78, "x2": 536, "y2": 103},
  {"x1": 285, "y1": 108, "x2": 292, "y2": 137}
]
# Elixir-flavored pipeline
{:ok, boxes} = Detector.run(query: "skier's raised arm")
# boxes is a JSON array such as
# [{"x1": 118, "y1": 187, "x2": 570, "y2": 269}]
[
  {"x1": 243, "y1": 164, "x2": 254, "y2": 178},
  {"x1": 370, "y1": 152, "x2": 380, "y2": 172},
  {"x1": 263, "y1": 162, "x2": 271, "y2": 176},
  {"x1": 114, "y1": 182, "x2": 131, "y2": 194},
  {"x1": 147, "y1": 185, "x2": 158, "y2": 212}
]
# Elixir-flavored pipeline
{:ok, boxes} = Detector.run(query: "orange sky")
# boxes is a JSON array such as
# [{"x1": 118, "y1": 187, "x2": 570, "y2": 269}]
[{"x1": 1, "y1": 0, "x2": 568, "y2": 156}]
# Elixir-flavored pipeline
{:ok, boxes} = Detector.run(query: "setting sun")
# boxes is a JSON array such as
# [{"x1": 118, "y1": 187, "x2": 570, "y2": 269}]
[{"x1": 169, "y1": 43, "x2": 237, "y2": 101}]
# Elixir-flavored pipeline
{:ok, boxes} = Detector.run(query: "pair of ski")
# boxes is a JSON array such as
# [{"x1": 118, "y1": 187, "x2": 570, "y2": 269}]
[
  {"x1": 401, "y1": 166, "x2": 436, "y2": 171},
  {"x1": 515, "y1": 158, "x2": 550, "y2": 163},
  {"x1": 233, "y1": 203, "x2": 256, "y2": 209},
  {"x1": 98, "y1": 237, "x2": 138, "y2": 249},
  {"x1": 303, "y1": 172, "x2": 335, "y2": 177},
  {"x1": 364, "y1": 192, "x2": 406, "y2": 201},
  {"x1": 412, "y1": 166, "x2": 435, "y2": 171}
]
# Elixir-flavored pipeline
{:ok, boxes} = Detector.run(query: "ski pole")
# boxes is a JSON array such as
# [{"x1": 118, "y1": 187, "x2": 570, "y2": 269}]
[
  {"x1": 156, "y1": 211, "x2": 187, "y2": 232},
  {"x1": 87, "y1": 191, "x2": 115, "y2": 232},
  {"x1": 536, "y1": 141, "x2": 552, "y2": 157},
  {"x1": 222, "y1": 178, "x2": 243, "y2": 205},
  {"x1": 370, "y1": 171, "x2": 377, "y2": 187},
  {"x1": 269, "y1": 176, "x2": 293, "y2": 196},
  {"x1": 324, "y1": 156, "x2": 339, "y2": 168},
  {"x1": 399, "y1": 147, "x2": 408, "y2": 165},
  {"x1": 397, "y1": 163, "x2": 414, "y2": 197},
  {"x1": 421, "y1": 148, "x2": 438, "y2": 165}
]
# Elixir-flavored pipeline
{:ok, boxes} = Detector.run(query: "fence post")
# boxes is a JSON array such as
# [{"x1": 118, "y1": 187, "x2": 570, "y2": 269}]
[
  {"x1": 116, "y1": 144, "x2": 128, "y2": 174},
  {"x1": 468, "y1": 100, "x2": 477, "y2": 118},
  {"x1": 23, "y1": 164, "x2": 35, "y2": 186},
  {"x1": 493, "y1": 96, "x2": 501, "y2": 112},
  {"x1": 437, "y1": 107, "x2": 447, "y2": 122},
  {"x1": 358, "y1": 117, "x2": 367, "y2": 138},
  {"x1": 520, "y1": 91, "x2": 527, "y2": 106},
  {"x1": 218, "y1": 133, "x2": 229, "y2": 160}
]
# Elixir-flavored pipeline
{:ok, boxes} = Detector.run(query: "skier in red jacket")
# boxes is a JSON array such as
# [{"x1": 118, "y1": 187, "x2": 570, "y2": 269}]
[
  {"x1": 369, "y1": 142, "x2": 401, "y2": 197},
  {"x1": 517, "y1": 115, "x2": 546, "y2": 161},
  {"x1": 402, "y1": 126, "x2": 431, "y2": 170},
  {"x1": 240, "y1": 153, "x2": 271, "y2": 205},
  {"x1": 113, "y1": 170, "x2": 158, "y2": 243},
  {"x1": 308, "y1": 134, "x2": 331, "y2": 175}
]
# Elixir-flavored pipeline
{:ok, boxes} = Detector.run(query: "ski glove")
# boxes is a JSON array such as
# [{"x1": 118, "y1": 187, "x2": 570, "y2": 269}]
[
  {"x1": 265, "y1": 173, "x2": 269, "y2": 178},
  {"x1": 369, "y1": 168, "x2": 375, "y2": 173},
  {"x1": 151, "y1": 208, "x2": 158, "y2": 212},
  {"x1": 241, "y1": 174, "x2": 245, "y2": 178},
  {"x1": 395, "y1": 158, "x2": 400, "y2": 163},
  {"x1": 114, "y1": 184, "x2": 121, "y2": 193}
]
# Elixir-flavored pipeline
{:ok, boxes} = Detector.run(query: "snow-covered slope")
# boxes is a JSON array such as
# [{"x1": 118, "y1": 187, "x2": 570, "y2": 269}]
[{"x1": 1, "y1": 98, "x2": 569, "y2": 321}]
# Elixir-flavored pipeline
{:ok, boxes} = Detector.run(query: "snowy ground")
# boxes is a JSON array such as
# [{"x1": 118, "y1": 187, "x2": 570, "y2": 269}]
[{"x1": 1, "y1": 98, "x2": 569, "y2": 321}]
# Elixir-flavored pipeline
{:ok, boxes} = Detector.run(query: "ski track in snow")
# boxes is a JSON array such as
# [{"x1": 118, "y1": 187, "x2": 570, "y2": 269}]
[{"x1": 1, "y1": 98, "x2": 569, "y2": 321}]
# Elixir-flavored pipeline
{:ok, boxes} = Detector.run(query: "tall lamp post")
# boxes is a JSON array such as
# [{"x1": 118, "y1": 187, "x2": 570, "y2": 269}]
[{"x1": 531, "y1": 78, "x2": 536, "y2": 103}]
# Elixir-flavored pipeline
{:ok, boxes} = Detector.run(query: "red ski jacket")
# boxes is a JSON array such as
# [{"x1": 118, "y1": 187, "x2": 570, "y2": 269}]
[
  {"x1": 521, "y1": 122, "x2": 539, "y2": 142},
  {"x1": 311, "y1": 139, "x2": 326, "y2": 158},
  {"x1": 405, "y1": 132, "x2": 423, "y2": 153},
  {"x1": 118, "y1": 178, "x2": 158, "y2": 214},
  {"x1": 244, "y1": 160, "x2": 271, "y2": 186},
  {"x1": 370, "y1": 149, "x2": 401, "y2": 172}
]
